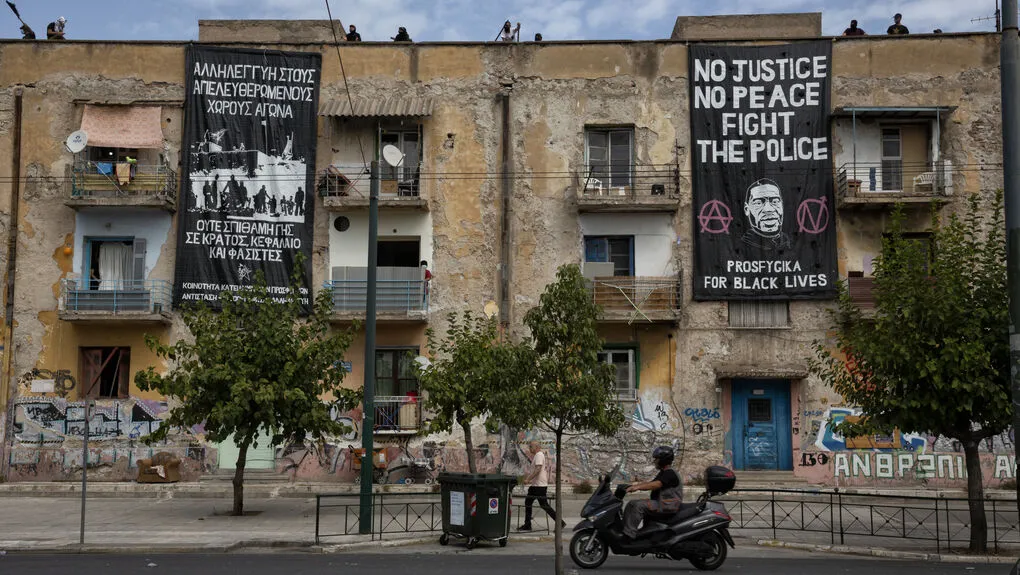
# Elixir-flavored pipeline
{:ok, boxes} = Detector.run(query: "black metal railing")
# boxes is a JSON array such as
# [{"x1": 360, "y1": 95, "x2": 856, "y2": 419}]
[
  {"x1": 722, "y1": 489, "x2": 1019, "y2": 554},
  {"x1": 314, "y1": 491, "x2": 554, "y2": 543}
]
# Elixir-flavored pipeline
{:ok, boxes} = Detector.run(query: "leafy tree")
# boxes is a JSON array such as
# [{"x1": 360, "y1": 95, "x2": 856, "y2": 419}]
[
  {"x1": 136, "y1": 263, "x2": 360, "y2": 516},
  {"x1": 812, "y1": 194, "x2": 1009, "y2": 553},
  {"x1": 416, "y1": 311, "x2": 530, "y2": 472},
  {"x1": 501, "y1": 264, "x2": 626, "y2": 574}
]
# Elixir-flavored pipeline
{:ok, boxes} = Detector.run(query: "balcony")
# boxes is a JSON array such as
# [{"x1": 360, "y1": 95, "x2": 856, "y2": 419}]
[
  {"x1": 575, "y1": 164, "x2": 681, "y2": 213},
  {"x1": 328, "y1": 267, "x2": 429, "y2": 323},
  {"x1": 589, "y1": 276, "x2": 682, "y2": 323},
  {"x1": 373, "y1": 396, "x2": 422, "y2": 434},
  {"x1": 835, "y1": 161, "x2": 952, "y2": 210},
  {"x1": 66, "y1": 161, "x2": 178, "y2": 212},
  {"x1": 317, "y1": 164, "x2": 428, "y2": 211},
  {"x1": 58, "y1": 279, "x2": 172, "y2": 323}
]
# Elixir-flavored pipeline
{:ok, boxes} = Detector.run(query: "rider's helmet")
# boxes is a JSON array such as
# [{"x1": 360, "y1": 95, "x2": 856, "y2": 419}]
[{"x1": 651, "y1": 446, "x2": 674, "y2": 468}]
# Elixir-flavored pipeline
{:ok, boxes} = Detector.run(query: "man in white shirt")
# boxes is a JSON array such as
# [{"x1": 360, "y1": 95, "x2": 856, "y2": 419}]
[{"x1": 519, "y1": 441, "x2": 562, "y2": 530}]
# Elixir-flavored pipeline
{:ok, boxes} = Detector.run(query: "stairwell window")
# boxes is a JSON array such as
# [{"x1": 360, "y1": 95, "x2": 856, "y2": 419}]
[
  {"x1": 80, "y1": 346, "x2": 131, "y2": 399},
  {"x1": 728, "y1": 301, "x2": 790, "y2": 328},
  {"x1": 598, "y1": 349, "x2": 637, "y2": 401},
  {"x1": 585, "y1": 128, "x2": 633, "y2": 188}
]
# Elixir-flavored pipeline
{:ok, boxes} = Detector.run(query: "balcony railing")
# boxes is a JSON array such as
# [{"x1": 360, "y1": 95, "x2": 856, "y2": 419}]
[
  {"x1": 59, "y1": 279, "x2": 172, "y2": 315},
  {"x1": 836, "y1": 160, "x2": 953, "y2": 200},
  {"x1": 576, "y1": 163, "x2": 681, "y2": 211},
  {"x1": 588, "y1": 276, "x2": 682, "y2": 322},
  {"x1": 69, "y1": 160, "x2": 178, "y2": 206},
  {"x1": 374, "y1": 396, "x2": 422, "y2": 433},
  {"x1": 328, "y1": 267, "x2": 429, "y2": 318},
  {"x1": 317, "y1": 163, "x2": 426, "y2": 203}
]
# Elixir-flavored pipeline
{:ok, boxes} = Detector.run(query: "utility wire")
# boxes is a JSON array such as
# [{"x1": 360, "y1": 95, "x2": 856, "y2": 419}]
[{"x1": 323, "y1": 0, "x2": 369, "y2": 170}]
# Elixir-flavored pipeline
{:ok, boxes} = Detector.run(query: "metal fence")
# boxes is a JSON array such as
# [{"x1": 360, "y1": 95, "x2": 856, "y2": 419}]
[
  {"x1": 576, "y1": 163, "x2": 681, "y2": 200},
  {"x1": 70, "y1": 160, "x2": 178, "y2": 202},
  {"x1": 60, "y1": 279, "x2": 173, "y2": 314},
  {"x1": 314, "y1": 491, "x2": 553, "y2": 543},
  {"x1": 722, "y1": 489, "x2": 1020, "y2": 554}
]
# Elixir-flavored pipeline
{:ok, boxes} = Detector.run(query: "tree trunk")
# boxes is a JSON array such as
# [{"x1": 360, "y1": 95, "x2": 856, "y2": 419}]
[
  {"x1": 232, "y1": 439, "x2": 250, "y2": 516},
  {"x1": 962, "y1": 438, "x2": 987, "y2": 553},
  {"x1": 461, "y1": 418, "x2": 477, "y2": 474},
  {"x1": 554, "y1": 430, "x2": 563, "y2": 575}
]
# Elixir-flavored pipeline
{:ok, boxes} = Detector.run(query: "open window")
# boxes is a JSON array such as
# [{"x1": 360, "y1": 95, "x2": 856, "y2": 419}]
[
  {"x1": 374, "y1": 347, "x2": 421, "y2": 432},
  {"x1": 80, "y1": 347, "x2": 130, "y2": 399},
  {"x1": 598, "y1": 349, "x2": 637, "y2": 401},
  {"x1": 380, "y1": 129, "x2": 422, "y2": 196},
  {"x1": 585, "y1": 128, "x2": 634, "y2": 188},
  {"x1": 84, "y1": 237, "x2": 147, "y2": 290}
]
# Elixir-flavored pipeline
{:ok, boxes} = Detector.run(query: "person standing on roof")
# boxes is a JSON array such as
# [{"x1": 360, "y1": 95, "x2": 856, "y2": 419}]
[
  {"x1": 346, "y1": 24, "x2": 361, "y2": 42},
  {"x1": 46, "y1": 16, "x2": 65, "y2": 39},
  {"x1": 887, "y1": 13, "x2": 909, "y2": 35},
  {"x1": 392, "y1": 26, "x2": 412, "y2": 42},
  {"x1": 842, "y1": 20, "x2": 866, "y2": 36}
]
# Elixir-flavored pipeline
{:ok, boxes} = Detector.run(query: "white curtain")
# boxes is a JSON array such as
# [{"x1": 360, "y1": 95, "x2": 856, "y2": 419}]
[{"x1": 97, "y1": 242, "x2": 132, "y2": 290}]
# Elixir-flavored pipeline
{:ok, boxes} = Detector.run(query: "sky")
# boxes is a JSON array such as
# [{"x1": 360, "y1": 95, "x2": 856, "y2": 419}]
[{"x1": 1, "y1": 0, "x2": 1005, "y2": 42}]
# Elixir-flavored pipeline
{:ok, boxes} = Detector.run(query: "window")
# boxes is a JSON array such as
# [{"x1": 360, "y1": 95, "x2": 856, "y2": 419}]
[
  {"x1": 88, "y1": 146, "x2": 139, "y2": 163},
  {"x1": 377, "y1": 239, "x2": 421, "y2": 268},
  {"x1": 380, "y1": 130, "x2": 422, "y2": 195},
  {"x1": 375, "y1": 348, "x2": 421, "y2": 432},
  {"x1": 882, "y1": 232, "x2": 933, "y2": 273},
  {"x1": 747, "y1": 398, "x2": 772, "y2": 422},
  {"x1": 728, "y1": 301, "x2": 790, "y2": 328},
  {"x1": 584, "y1": 236, "x2": 634, "y2": 277},
  {"x1": 84, "y1": 237, "x2": 147, "y2": 290},
  {"x1": 880, "y1": 128, "x2": 903, "y2": 191},
  {"x1": 598, "y1": 349, "x2": 636, "y2": 400},
  {"x1": 80, "y1": 347, "x2": 130, "y2": 399},
  {"x1": 585, "y1": 128, "x2": 633, "y2": 188}
]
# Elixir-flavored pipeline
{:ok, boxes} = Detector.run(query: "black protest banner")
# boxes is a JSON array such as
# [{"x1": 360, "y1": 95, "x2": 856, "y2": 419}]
[
  {"x1": 690, "y1": 41, "x2": 837, "y2": 300},
  {"x1": 175, "y1": 47, "x2": 321, "y2": 311}
]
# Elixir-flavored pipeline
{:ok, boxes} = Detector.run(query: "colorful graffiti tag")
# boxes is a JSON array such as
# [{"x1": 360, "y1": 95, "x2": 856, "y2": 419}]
[{"x1": 814, "y1": 408, "x2": 927, "y2": 452}]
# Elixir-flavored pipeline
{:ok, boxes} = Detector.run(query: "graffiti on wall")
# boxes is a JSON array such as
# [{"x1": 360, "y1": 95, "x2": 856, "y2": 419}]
[
  {"x1": 13, "y1": 396, "x2": 168, "y2": 444},
  {"x1": 833, "y1": 452, "x2": 1018, "y2": 481},
  {"x1": 813, "y1": 408, "x2": 927, "y2": 452},
  {"x1": 631, "y1": 397, "x2": 674, "y2": 432},
  {"x1": 17, "y1": 368, "x2": 77, "y2": 398}
]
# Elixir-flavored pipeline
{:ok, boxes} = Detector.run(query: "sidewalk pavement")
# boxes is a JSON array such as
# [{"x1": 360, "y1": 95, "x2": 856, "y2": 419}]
[{"x1": 0, "y1": 489, "x2": 1016, "y2": 565}]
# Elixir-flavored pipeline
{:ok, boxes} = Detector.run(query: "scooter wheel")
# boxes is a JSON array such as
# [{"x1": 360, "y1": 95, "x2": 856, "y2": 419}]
[
  {"x1": 499, "y1": 537, "x2": 508, "y2": 548},
  {"x1": 465, "y1": 537, "x2": 477, "y2": 550},
  {"x1": 439, "y1": 533, "x2": 449, "y2": 546},
  {"x1": 688, "y1": 531, "x2": 728, "y2": 571},
  {"x1": 569, "y1": 529, "x2": 608, "y2": 569}
]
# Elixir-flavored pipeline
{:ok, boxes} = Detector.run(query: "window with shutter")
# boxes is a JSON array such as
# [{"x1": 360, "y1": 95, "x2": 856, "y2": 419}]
[{"x1": 79, "y1": 347, "x2": 130, "y2": 399}]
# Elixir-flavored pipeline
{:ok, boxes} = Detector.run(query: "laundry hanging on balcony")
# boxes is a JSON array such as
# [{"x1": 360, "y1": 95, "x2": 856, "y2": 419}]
[{"x1": 79, "y1": 104, "x2": 164, "y2": 149}]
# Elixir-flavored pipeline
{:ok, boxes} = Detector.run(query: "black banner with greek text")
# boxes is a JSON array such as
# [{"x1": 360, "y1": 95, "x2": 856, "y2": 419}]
[
  {"x1": 690, "y1": 41, "x2": 837, "y2": 300},
  {"x1": 175, "y1": 46, "x2": 320, "y2": 311}
]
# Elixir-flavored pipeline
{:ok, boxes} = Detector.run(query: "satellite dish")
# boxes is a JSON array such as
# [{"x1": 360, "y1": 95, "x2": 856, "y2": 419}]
[
  {"x1": 65, "y1": 130, "x2": 88, "y2": 154},
  {"x1": 382, "y1": 144, "x2": 405, "y2": 168}
]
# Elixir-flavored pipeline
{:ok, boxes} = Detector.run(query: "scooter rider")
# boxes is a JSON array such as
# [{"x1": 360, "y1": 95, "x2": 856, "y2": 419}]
[{"x1": 622, "y1": 446, "x2": 683, "y2": 539}]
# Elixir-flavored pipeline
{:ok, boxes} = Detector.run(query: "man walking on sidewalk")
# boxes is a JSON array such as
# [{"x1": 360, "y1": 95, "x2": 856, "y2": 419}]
[{"x1": 519, "y1": 441, "x2": 563, "y2": 531}]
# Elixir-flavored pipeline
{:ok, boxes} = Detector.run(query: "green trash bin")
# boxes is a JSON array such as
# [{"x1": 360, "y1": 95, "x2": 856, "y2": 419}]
[{"x1": 437, "y1": 472, "x2": 516, "y2": 549}]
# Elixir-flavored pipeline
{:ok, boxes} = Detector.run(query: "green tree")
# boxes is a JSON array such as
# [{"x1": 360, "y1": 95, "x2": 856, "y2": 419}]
[
  {"x1": 136, "y1": 265, "x2": 360, "y2": 516},
  {"x1": 812, "y1": 194, "x2": 1009, "y2": 553},
  {"x1": 417, "y1": 311, "x2": 530, "y2": 472},
  {"x1": 502, "y1": 264, "x2": 626, "y2": 574}
]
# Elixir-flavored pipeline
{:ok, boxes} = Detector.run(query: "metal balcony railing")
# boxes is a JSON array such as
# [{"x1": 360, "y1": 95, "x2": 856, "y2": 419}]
[
  {"x1": 70, "y1": 160, "x2": 178, "y2": 204},
  {"x1": 588, "y1": 276, "x2": 681, "y2": 320},
  {"x1": 317, "y1": 163, "x2": 425, "y2": 200},
  {"x1": 836, "y1": 160, "x2": 953, "y2": 198},
  {"x1": 60, "y1": 279, "x2": 172, "y2": 314},
  {"x1": 327, "y1": 279, "x2": 429, "y2": 314},
  {"x1": 374, "y1": 396, "x2": 422, "y2": 433},
  {"x1": 576, "y1": 163, "x2": 681, "y2": 200}
]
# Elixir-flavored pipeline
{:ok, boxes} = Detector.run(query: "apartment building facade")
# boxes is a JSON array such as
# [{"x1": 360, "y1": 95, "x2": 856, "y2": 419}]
[{"x1": 0, "y1": 17, "x2": 1009, "y2": 488}]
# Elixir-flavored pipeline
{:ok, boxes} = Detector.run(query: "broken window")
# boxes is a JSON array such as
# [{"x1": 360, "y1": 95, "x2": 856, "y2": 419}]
[
  {"x1": 585, "y1": 128, "x2": 633, "y2": 188},
  {"x1": 80, "y1": 347, "x2": 131, "y2": 399}
]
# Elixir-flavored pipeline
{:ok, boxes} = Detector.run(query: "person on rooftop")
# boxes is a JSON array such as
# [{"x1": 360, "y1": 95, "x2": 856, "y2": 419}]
[
  {"x1": 842, "y1": 20, "x2": 866, "y2": 36},
  {"x1": 392, "y1": 26, "x2": 412, "y2": 42},
  {"x1": 887, "y1": 13, "x2": 909, "y2": 35},
  {"x1": 46, "y1": 16, "x2": 65, "y2": 39},
  {"x1": 500, "y1": 20, "x2": 520, "y2": 41},
  {"x1": 20, "y1": 23, "x2": 34, "y2": 39},
  {"x1": 346, "y1": 24, "x2": 361, "y2": 42}
]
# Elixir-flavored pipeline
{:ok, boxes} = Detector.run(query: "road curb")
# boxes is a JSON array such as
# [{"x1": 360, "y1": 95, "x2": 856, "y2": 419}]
[
  {"x1": 0, "y1": 539, "x2": 317, "y2": 555},
  {"x1": 756, "y1": 539, "x2": 1018, "y2": 564}
]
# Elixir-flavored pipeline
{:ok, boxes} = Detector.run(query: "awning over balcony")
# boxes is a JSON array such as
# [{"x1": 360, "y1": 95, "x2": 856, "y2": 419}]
[
  {"x1": 80, "y1": 105, "x2": 164, "y2": 149},
  {"x1": 831, "y1": 106, "x2": 956, "y2": 119},
  {"x1": 319, "y1": 96, "x2": 434, "y2": 117}
]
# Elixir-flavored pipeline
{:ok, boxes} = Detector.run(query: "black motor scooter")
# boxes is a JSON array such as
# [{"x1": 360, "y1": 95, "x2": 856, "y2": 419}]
[{"x1": 570, "y1": 465, "x2": 737, "y2": 570}]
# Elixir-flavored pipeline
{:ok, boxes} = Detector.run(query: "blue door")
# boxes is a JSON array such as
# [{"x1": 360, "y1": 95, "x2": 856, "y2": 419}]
[{"x1": 731, "y1": 379, "x2": 792, "y2": 471}]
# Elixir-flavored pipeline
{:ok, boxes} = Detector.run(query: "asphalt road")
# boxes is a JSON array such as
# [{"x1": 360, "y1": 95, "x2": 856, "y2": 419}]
[{"x1": 0, "y1": 548, "x2": 1004, "y2": 575}]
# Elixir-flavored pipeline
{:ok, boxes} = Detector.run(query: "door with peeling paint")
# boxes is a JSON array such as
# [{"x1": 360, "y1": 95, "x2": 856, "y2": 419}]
[{"x1": 731, "y1": 379, "x2": 792, "y2": 471}]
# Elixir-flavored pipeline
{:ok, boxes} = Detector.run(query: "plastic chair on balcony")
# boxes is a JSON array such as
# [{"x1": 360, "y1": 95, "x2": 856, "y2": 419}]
[
  {"x1": 912, "y1": 171, "x2": 935, "y2": 194},
  {"x1": 584, "y1": 177, "x2": 603, "y2": 195}
]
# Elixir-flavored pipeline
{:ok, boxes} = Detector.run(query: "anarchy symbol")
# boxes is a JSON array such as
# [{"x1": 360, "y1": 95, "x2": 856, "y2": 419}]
[
  {"x1": 698, "y1": 200, "x2": 733, "y2": 234},
  {"x1": 797, "y1": 196, "x2": 829, "y2": 234}
]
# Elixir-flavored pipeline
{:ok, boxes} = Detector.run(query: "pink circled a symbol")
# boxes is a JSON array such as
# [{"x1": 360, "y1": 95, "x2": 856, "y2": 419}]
[
  {"x1": 699, "y1": 200, "x2": 733, "y2": 234},
  {"x1": 797, "y1": 196, "x2": 829, "y2": 234}
]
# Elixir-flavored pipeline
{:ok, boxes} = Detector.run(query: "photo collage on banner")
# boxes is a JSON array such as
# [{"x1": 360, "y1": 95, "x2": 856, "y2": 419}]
[
  {"x1": 174, "y1": 46, "x2": 321, "y2": 311},
  {"x1": 690, "y1": 41, "x2": 837, "y2": 300}
]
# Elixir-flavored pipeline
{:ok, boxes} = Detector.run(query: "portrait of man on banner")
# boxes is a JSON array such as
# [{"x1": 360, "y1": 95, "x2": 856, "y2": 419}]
[{"x1": 741, "y1": 178, "x2": 791, "y2": 252}]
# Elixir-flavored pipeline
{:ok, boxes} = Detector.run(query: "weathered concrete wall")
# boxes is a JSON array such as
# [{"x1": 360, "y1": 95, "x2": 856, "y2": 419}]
[
  {"x1": 0, "y1": 34, "x2": 1007, "y2": 487},
  {"x1": 671, "y1": 13, "x2": 821, "y2": 41},
  {"x1": 198, "y1": 20, "x2": 346, "y2": 43}
]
